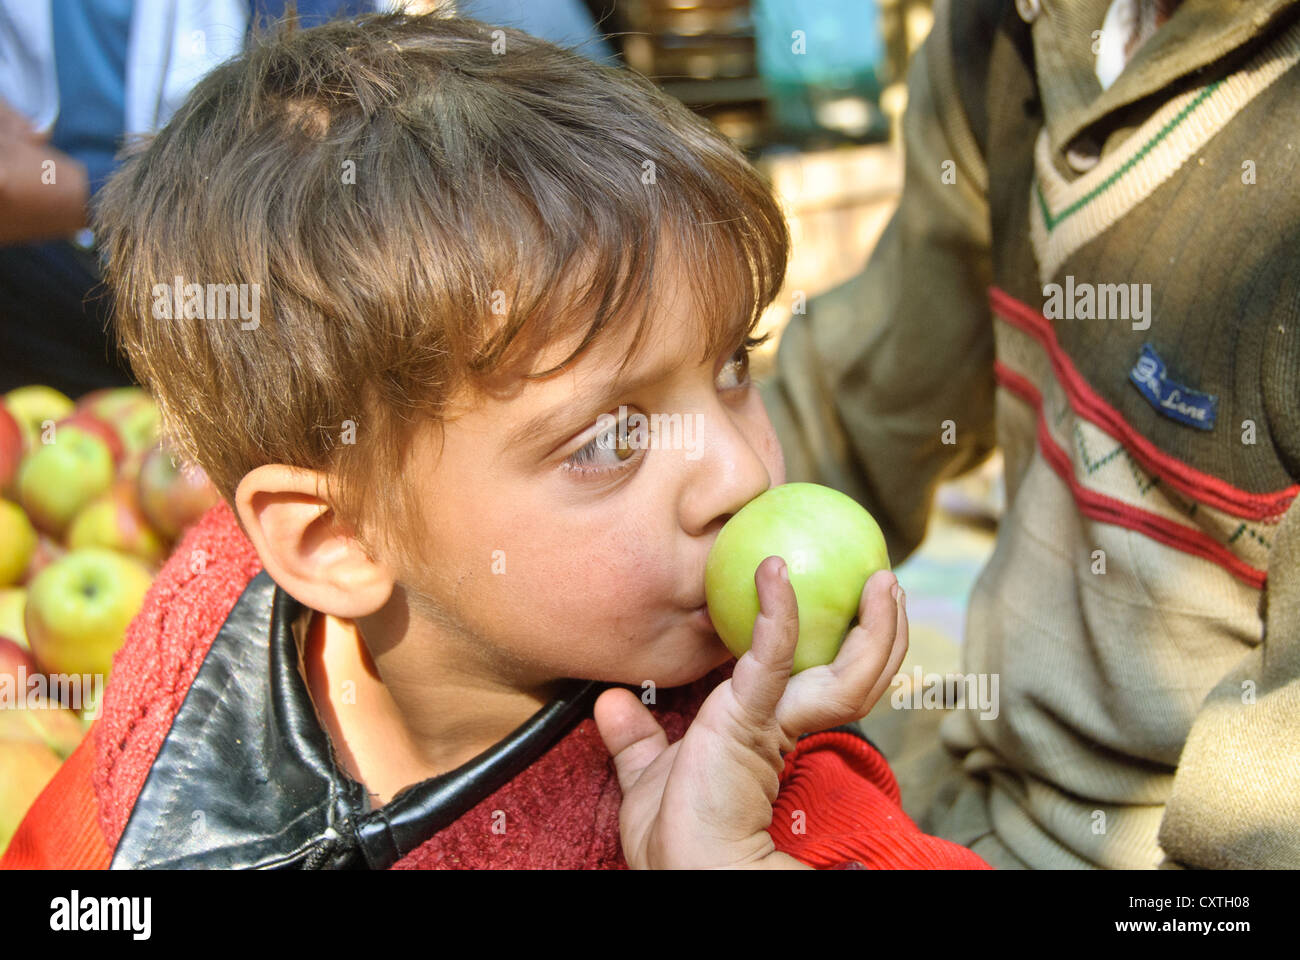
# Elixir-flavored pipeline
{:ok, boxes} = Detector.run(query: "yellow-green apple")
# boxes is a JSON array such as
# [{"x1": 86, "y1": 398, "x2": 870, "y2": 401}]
[
  {"x1": 66, "y1": 479, "x2": 168, "y2": 567},
  {"x1": 16, "y1": 425, "x2": 115, "y2": 535},
  {"x1": 55, "y1": 410, "x2": 125, "y2": 469},
  {"x1": 3, "y1": 385, "x2": 74, "y2": 453},
  {"x1": 137, "y1": 444, "x2": 219, "y2": 540},
  {"x1": 0, "y1": 499, "x2": 37, "y2": 586},
  {"x1": 25, "y1": 547, "x2": 153, "y2": 686},
  {"x1": 0, "y1": 405, "x2": 21, "y2": 496},
  {"x1": 0, "y1": 699, "x2": 86, "y2": 759},
  {"x1": 0, "y1": 588, "x2": 26, "y2": 648},
  {"x1": 704, "y1": 482, "x2": 891, "y2": 674},
  {"x1": 77, "y1": 386, "x2": 160, "y2": 456},
  {"x1": 20, "y1": 535, "x2": 65, "y2": 587},
  {"x1": 0, "y1": 739, "x2": 63, "y2": 855}
]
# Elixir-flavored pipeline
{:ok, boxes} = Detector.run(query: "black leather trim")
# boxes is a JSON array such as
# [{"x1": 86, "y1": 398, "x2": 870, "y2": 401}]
[{"x1": 110, "y1": 570, "x2": 600, "y2": 869}]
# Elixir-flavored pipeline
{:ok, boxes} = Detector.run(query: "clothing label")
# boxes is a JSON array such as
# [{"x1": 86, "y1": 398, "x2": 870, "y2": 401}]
[{"x1": 1128, "y1": 343, "x2": 1218, "y2": 430}]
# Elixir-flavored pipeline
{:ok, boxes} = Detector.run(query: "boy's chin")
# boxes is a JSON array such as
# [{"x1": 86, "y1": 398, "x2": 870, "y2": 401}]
[{"x1": 628, "y1": 638, "x2": 734, "y2": 690}]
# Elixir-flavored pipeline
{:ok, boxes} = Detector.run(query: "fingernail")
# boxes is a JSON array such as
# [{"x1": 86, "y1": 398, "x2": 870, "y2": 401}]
[
  {"x1": 895, "y1": 585, "x2": 906, "y2": 612},
  {"x1": 758, "y1": 559, "x2": 779, "y2": 616},
  {"x1": 778, "y1": 559, "x2": 790, "y2": 584}
]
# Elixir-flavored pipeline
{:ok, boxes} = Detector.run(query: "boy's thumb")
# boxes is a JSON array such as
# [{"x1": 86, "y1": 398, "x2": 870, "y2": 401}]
[{"x1": 593, "y1": 686, "x2": 669, "y2": 795}]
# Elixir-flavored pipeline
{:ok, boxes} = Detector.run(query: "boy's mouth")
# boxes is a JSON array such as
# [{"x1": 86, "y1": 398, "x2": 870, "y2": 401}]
[{"x1": 689, "y1": 604, "x2": 717, "y2": 634}]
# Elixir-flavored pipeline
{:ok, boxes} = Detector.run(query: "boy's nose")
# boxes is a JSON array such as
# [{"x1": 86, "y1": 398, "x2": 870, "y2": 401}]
[{"x1": 679, "y1": 410, "x2": 775, "y2": 538}]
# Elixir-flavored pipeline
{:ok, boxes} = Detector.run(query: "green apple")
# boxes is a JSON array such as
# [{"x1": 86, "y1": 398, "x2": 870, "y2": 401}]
[
  {"x1": 25, "y1": 547, "x2": 153, "y2": 686},
  {"x1": 3, "y1": 385, "x2": 74, "y2": 454},
  {"x1": 56, "y1": 410, "x2": 125, "y2": 468},
  {"x1": 0, "y1": 499, "x2": 37, "y2": 586},
  {"x1": 15, "y1": 425, "x2": 115, "y2": 535},
  {"x1": 704, "y1": 482, "x2": 890, "y2": 674},
  {"x1": 0, "y1": 588, "x2": 26, "y2": 648}
]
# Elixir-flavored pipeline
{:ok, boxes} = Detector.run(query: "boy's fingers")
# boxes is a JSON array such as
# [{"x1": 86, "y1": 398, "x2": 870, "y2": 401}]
[
  {"x1": 593, "y1": 687, "x2": 669, "y2": 795},
  {"x1": 860, "y1": 581, "x2": 910, "y2": 713},
  {"x1": 729, "y1": 556, "x2": 799, "y2": 728},
  {"x1": 825, "y1": 570, "x2": 900, "y2": 695}
]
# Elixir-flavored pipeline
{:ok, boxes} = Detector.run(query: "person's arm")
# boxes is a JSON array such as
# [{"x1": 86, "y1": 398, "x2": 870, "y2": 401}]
[
  {"x1": 759, "y1": 0, "x2": 996, "y2": 566},
  {"x1": 1156, "y1": 496, "x2": 1300, "y2": 868},
  {"x1": 766, "y1": 729, "x2": 992, "y2": 869},
  {"x1": 0, "y1": 98, "x2": 89, "y2": 247}
]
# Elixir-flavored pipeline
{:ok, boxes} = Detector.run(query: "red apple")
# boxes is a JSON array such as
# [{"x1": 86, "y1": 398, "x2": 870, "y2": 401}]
[
  {"x1": 0, "y1": 739, "x2": 63, "y2": 856},
  {"x1": 0, "y1": 405, "x2": 21, "y2": 496},
  {"x1": 0, "y1": 633, "x2": 36, "y2": 684},
  {"x1": 137, "y1": 444, "x2": 219, "y2": 541},
  {"x1": 0, "y1": 637, "x2": 88, "y2": 759},
  {"x1": 0, "y1": 499, "x2": 37, "y2": 587},
  {"x1": 15, "y1": 425, "x2": 115, "y2": 535},
  {"x1": 66, "y1": 479, "x2": 169, "y2": 567},
  {"x1": 20, "y1": 535, "x2": 65, "y2": 587},
  {"x1": 25, "y1": 547, "x2": 154, "y2": 684}
]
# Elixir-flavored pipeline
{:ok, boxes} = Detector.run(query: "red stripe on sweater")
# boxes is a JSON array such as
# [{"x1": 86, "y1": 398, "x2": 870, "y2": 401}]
[
  {"x1": 994, "y1": 360, "x2": 1268, "y2": 589},
  {"x1": 989, "y1": 286, "x2": 1298, "y2": 520}
]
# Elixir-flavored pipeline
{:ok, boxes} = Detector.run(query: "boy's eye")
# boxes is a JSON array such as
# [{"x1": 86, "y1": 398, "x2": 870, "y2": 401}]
[
  {"x1": 562, "y1": 414, "x2": 643, "y2": 475},
  {"x1": 715, "y1": 341, "x2": 753, "y2": 391}
]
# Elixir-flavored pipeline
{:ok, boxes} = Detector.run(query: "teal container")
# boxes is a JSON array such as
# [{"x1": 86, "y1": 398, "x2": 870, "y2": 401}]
[{"x1": 753, "y1": 0, "x2": 888, "y2": 143}]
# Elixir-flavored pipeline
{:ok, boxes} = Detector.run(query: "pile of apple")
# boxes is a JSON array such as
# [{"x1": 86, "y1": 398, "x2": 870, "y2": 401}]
[{"x1": 0, "y1": 384, "x2": 219, "y2": 855}]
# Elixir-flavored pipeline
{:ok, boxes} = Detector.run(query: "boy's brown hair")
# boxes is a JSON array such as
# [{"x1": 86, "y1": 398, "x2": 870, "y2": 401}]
[{"x1": 96, "y1": 9, "x2": 789, "y2": 575}]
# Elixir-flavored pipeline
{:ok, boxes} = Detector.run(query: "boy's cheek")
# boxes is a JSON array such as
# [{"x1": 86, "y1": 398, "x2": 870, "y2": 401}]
[{"x1": 755, "y1": 410, "x2": 787, "y2": 487}]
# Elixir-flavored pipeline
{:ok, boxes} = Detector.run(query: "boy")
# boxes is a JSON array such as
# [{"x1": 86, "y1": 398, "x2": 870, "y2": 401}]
[{"x1": 3, "y1": 11, "x2": 989, "y2": 869}]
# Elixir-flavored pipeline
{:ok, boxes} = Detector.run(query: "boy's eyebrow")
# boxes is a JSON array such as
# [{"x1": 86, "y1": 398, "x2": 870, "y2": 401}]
[{"x1": 506, "y1": 352, "x2": 694, "y2": 453}]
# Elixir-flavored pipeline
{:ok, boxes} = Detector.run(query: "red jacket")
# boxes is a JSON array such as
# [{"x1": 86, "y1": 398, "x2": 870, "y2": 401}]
[{"x1": 2, "y1": 501, "x2": 990, "y2": 870}]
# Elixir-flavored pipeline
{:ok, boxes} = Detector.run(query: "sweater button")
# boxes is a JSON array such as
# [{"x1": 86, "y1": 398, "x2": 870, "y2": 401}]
[
  {"x1": 1016, "y1": 0, "x2": 1041, "y2": 23},
  {"x1": 1067, "y1": 135, "x2": 1101, "y2": 172}
]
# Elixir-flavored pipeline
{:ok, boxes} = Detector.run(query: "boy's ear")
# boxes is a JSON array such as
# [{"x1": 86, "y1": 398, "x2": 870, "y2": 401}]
[{"x1": 234, "y1": 464, "x2": 394, "y2": 619}]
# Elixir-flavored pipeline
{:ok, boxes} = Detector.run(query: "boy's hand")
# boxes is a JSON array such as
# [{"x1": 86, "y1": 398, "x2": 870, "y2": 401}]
[{"x1": 594, "y1": 558, "x2": 907, "y2": 870}]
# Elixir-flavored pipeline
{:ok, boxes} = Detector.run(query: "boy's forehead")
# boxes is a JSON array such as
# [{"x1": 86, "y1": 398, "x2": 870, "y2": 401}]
[
  {"x1": 517, "y1": 237, "x2": 704, "y2": 387},
  {"x1": 461, "y1": 282, "x2": 708, "y2": 451}
]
